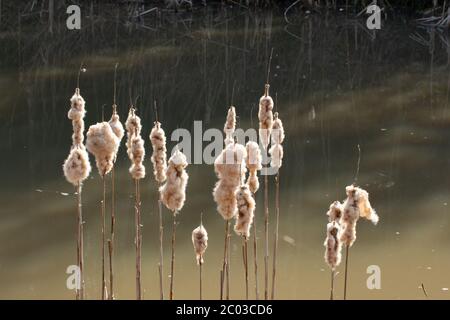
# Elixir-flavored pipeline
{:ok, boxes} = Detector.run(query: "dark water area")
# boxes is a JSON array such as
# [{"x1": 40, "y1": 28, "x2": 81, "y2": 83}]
[{"x1": 0, "y1": 3, "x2": 450, "y2": 299}]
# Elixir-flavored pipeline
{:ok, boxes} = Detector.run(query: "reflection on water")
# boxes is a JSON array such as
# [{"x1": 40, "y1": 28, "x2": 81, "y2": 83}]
[{"x1": 0, "y1": 5, "x2": 450, "y2": 299}]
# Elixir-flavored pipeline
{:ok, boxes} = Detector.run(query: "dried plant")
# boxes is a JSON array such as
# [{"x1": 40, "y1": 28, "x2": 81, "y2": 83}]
[
  {"x1": 106, "y1": 102, "x2": 124, "y2": 300},
  {"x1": 149, "y1": 115, "x2": 168, "y2": 300},
  {"x1": 63, "y1": 86, "x2": 91, "y2": 300},
  {"x1": 270, "y1": 111, "x2": 285, "y2": 300},
  {"x1": 213, "y1": 142, "x2": 246, "y2": 299},
  {"x1": 234, "y1": 184, "x2": 255, "y2": 299},
  {"x1": 324, "y1": 219, "x2": 342, "y2": 300},
  {"x1": 192, "y1": 217, "x2": 208, "y2": 300},
  {"x1": 160, "y1": 148, "x2": 189, "y2": 300},
  {"x1": 125, "y1": 106, "x2": 145, "y2": 300},
  {"x1": 339, "y1": 185, "x2": 378, "y2": 300}
]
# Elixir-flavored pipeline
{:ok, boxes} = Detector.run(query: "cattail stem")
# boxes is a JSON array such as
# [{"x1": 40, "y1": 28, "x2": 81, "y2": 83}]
[
  {"x1": 76, "y1": 183, "x2": 84, "y2": 300},
  {"x1": 264, "y1": 171, "x2": 269, "y2": 300},
  {"x1": 109, "y1": 166, "x2": 116, "y2": 300},
  {"x1": 242, "y1": 238, "x2": 249, "y2": 300},
  {"x1": 226, "y1": 225, "x2": 231, "y2": 300},
  {"x1": 252, "y1": 216, "x2": 259, "y2": 300},
  {"x1": 220, "y1": 220, "x2": 230, "y2": 300},
  {"x1": 199, "y1": 260, "x2": 203, "y2": 300},
  {"x1": 344, "y1": 245, "x2": 350, "y2": 300},
  {"x1": 158, "y1": 200, "x2": 164, "y2": 300},
  {"x1": 271, "y1": 171, "x2": 280, "y2": 300},
  {"x1": 135, "y1": 179, "x2": 142, "y2": 300},
  {"x1": 101, "y1": 176, "x2": 107, "y2": 300},
  {"x1": 330, "y1": 270, "x2": 335, "y2": 300},
  {"x1": 169, "y1": 212, "x2": 177, "y2": 300}
]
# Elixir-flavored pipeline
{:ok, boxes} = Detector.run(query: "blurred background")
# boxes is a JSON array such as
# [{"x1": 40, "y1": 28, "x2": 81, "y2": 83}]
[{"x1": 0, "y1": 1, "x2": 450, "y2": 299}]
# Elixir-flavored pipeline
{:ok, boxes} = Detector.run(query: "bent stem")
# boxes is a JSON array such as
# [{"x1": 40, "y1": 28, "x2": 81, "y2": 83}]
[
  {"x1": 343, "y1": 244, "x2": 350, "y2": 300},
  {"x1": 271, "y1": 170, "x2": 280, "y2": 300},
  {"x1": 158, "y1": 200, "x2": 164, "y2": 300},
  {"x1": 169, "y1": 211, "x2": 177, "y2": 300}
]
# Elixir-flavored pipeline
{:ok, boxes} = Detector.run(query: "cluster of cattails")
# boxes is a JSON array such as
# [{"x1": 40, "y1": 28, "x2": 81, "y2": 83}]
[
  {"x1": 323, "y1": 185, "x2": 379, "y2": 299},
  {"x1": 63, "y1": 87, "x2": 91, "y2": 300}
]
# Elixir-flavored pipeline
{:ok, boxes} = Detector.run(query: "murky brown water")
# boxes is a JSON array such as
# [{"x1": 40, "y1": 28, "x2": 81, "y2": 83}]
[{"x1": 1, "y1": 4, "x2": 450, "y2": 299}]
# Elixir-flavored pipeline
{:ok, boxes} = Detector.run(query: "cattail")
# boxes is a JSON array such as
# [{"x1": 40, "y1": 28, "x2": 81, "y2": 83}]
[
  {"x1": 340, "y1": 184, "x2": 379, "y2": 300},
  {"x1": 108, "y1": 107, "x2": 125, "y2": 152},
  {"x1": 258, "y1": 85, "x2": 274, "y2": 150},
  {"x1": 63, "y1": 86, "x2": 90, "y2": 300},
  {"x1": 269, "y1": 113, "x2": 284, "y2": 169},
  {"x1": 340, "y1": 185, "x2": 379, "y2": 247},
  {"x1": 107, "y1": 104, "x2": 124, "y2": 300},
  {"x1": 324, "y1": 221, "x2": 342, "y2": 270},
  {"x1": 224, "y1": 106, "x2": 236, "y2": 146},
  {"x1": 245, "y1": 141, "x2": 262, "y2": 194},
  {"x1": 160, "y1": 148, "x2": 189, "y2": 300},
  {"x1": 125, "y1": 106, "x2": 145, "y2": 300},
  {"x1": 159, "y1": 149, "x2": 189, "y2": 212},
  {"x1": 213, "y1": 143, "x2": 247, "y2": 220},
  {"x1": 192, "y1": 219, "x2": 208, "y2": 300},
  {"x1": 63, "y1": 146, "x2": 91, "y2": 186},
  {"x1": 86, "y1": 122, "x2": 119, "y2": 177},
  {"x1": 234, "y1": 185, "x2": 255, "y2": 239},
  {"x1": 150, "y1": 121, "x2": 168, "y2": 184},
  {"x1": 214, "y1": 139, "x2": 246, "y2": 299},
  {"x1": 125, "y1": 108, "x2": 142, "y2": 158},
  {"x1": 324, "y1": 220, "x2": 342, "y2": 300},
  {"x1": 192, "y1": 224, "x2": 208, "y2": 265}
]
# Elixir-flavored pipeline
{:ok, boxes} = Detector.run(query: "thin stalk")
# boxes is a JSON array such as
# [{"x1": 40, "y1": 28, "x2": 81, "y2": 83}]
[
  {"x1": 243, "y1": 238, "x2": 249, "y2": 300},
  {"x1": 101, "y1": 176, "x2": 107, "y2": 300},
  {"x1": 135, "y1": 179, "x2": 142, "y2": 300},
  {"x1": 220, "y1": 220, "x2": 230, "y2": 300},
  {"x1": 330, "y1": 270, "x2": 335, "y2": 300},
  {"x1": 169, "y1": 212, "x2": 177, "y2": 300},
  {"x1": 109, "y1": 166, "x2": 116, "y2": 300},
  {"x1": 199, "y1": 259, "x2": 203, "y2": 300},
  {"x1": 76, "y1": 183, "x2": 84, "y2": 300},
  {"x1": 264, "y1": 171, "x2": 269, "y2": 300},
  {"x1": 226, "y1": 222, "x2": 231, "y2": 300},
  {"x1": 344, "y1": 244, "x2": 350, "y2": 300},
  {"x1": 158, "y1": 200, "x2": 164, "y2": 300},
  {"x1": 271, "y1": 170, "x2": 280, "y2": 300},
  {"x1": 252, "y1": 215, "x2": 259, "y2": 300}
]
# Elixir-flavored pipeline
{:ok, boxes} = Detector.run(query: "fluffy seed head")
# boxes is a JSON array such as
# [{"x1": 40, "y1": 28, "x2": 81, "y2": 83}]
[
  {"x1": 224, "y1": 106, "x2": 236, "y2": 146},
  {"x1": 150, "y1": 121, "x2": 167, "y2": 184},
  {"x1": 234, "y1": 185, "x2": 255, "y2": 239},
  {"x1": 269, "y1": 144, "x2": 283, "y2": 168},
  {"x1": 213, "y1": 143, "x2": 247, "y2": 220},
  {"x1": 159, "y1": 149, "x2": 189, "y2": 213},
  {"x1": 258, "y1": 88, "x2": 274, "y2": 149},
  {"x1": 68, "y1": 89, "x2": 86, "y2": 122},
  {"x1": 324, "y1": 221, "x2": 342, "y2": 270},
  {"x1": 63, "y1": 146, "x2": 91, "y2": 186},
  {"x1": 327, "y1": 201, "x2": 343, "y2": 222},
  {"x1": 271, "y1": 112, "x2": 285, "y2": 145},
  {"x1": 192, "y1": 224, "x2": 208, "y2": 265},
  {"x1": 86, "y1": 122, "x2": 119, "y2": 176}
]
